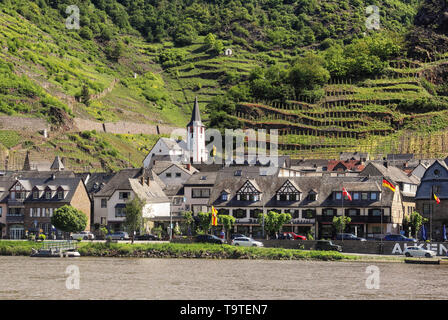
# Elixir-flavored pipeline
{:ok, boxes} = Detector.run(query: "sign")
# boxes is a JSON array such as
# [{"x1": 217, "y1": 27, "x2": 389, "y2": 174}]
[{"x1": 391, "y1": 242, "x2": 448, "y2": 256}]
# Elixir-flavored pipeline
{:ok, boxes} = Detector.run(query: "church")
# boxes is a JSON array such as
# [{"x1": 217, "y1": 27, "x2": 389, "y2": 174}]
[{"x1": 143, "y1": 97, "x2": 208, "y2": 168}]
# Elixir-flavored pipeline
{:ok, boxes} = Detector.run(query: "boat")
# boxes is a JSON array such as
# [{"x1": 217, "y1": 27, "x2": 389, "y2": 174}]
[{"x1": 30, "y1": 240, "x2": 80, "y2": 258}]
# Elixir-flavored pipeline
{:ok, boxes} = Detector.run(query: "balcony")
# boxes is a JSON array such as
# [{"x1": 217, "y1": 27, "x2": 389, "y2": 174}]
[
  {"x1": 318, "y1": 215, "x2": 391, "y2": 223},
  {"x1": 6, "y1": 215, "x2": 24, "y2": 223}
]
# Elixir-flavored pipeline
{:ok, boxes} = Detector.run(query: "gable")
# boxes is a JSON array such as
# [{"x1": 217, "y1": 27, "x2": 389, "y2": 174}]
[
  {"x1": 237, "y1": 180, "x2": 260, "y2": 194},
  {"x1": 421, "y1": 161, "x2": 448, "y2": 181},
  {"x1": 277, "y1": 180, "x2": 301, "y2": 194}
]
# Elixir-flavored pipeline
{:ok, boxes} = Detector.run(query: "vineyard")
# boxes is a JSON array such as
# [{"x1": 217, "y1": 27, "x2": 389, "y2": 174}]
[{"x1": 232, "y1": 56, "x2": 448, "y2": 159}]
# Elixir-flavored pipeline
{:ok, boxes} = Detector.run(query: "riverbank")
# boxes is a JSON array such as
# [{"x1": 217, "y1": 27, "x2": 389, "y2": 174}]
[{"x1": 0, "y1": 241, "x2": 358, "y2": 261}]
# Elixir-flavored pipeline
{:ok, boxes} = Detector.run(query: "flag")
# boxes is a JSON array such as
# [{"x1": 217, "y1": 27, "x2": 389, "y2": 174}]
[
  {"x1": 382, "y1": 179, "x2": 396, "y2": 192},
  {"x1": 421, "y1": 225, "x2": 427, "y2": 241},
  {"x1": 342, "y1": 187, "x2": 352, "y2": 201},
  {"x1": 434, "y1": 193, "x2": 441, "y2": 205},
  {"x1": 211, "y1": 206, "x2": 218, "y2": 226},
  {"x1": 212, "y1": 145, "x2": 217, "y2": 157}
]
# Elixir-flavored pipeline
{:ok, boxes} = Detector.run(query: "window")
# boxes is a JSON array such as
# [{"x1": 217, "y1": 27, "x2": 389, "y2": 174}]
[
  {"x1": 279, "y1": 194, "x2": 287, "y2": 201},
  {"x1": 323, "y1": 208, "x2": 336, "y2": 216},
  {"x1": 33, "y1": 191, "x2": 39, "y2": 199},
  {"x1": 370, "y1": 209, "x2": 382, "y2": 216},
  {"x1": 119, "y1": 192, "x2": 130, "y2": 200},
  {"x1": 335, "y1": 192, "x2": 342, "y2": 200},
  {"x1": 423, "y1": 204, "x2": 431, "y2": 215},
  {"x1": 234, "y1": 209, "x2": 246, "y2": 219},
  {"x1": 192, "y1": 188, "x2": 210, "y2": 198},
  {"x1": 58, "y1": 191, "x2": 64, "y2": 200},
  {"x1": 166, "y1": 173, "x2": 172, "y2": 178},
  {"x1": 16, "y1": 192, "x2": 25, "y2": 200},
  {"x1": 370, "y1": 192, "x2": 378, "y2": 200},
  {"x1": 434, "y1": 169, "x2": 440, "y2": 177},
  {"x1": 347, "y1": 209, "x2": 359, "y2": 216},
  {"x1": 303, "y1": 209, "x2": 315, "y2": 219},
  {"x1": 100, "y1": 217, "x2": 107, "y2": 225},
  {"x1": 173, "y1": 197, "x2": 183, "y2": 206},
  {"x1": 175, "y1": 173, "x2": 181, "y2": 178},
  {"x1": 221, "y1": 194, "x2": 228, "y2": 201},
  {"x1": 250, "y1": 209, "x2": 262, "y2": 218},
  {"x1": 8, "y1": 208, "x2": 23, "y2": 216},
  {"x1": 45, "y1": 192, "x2": 52, "y2": 200},
  {"x1": 307, "y1": 194, "x2": 317, "y2": 201},
  {"x1": 361, "y1": 193, "x2": 368, "y2": 200},
  {"x1": 115, "y1": 207, "x2": 126, "y2": 217},
  {"x1": 101, "y1": 199, "x2": 107, "y2": 208},
  {"x1": 353, "y1": 193, "x2": 359, "y2": 200},
  {"x1": 0, "y1": 207, "x2": 2, "y2": 217},
  {"x1": 234, "y1": 170, "x2": 242, "y2": 176}
]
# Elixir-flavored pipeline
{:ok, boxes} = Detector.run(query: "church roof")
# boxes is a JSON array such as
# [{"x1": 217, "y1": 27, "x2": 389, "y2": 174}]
[
  {"x1": 187, "y1": 96, "x2": 202, "y2": 127},
  {"x1": 50, "y1": 156, "x2": 65, "y2": 171}
]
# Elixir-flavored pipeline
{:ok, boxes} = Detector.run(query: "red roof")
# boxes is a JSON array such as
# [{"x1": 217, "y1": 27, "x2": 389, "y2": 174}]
[{"x1": 327, "y1": 160, "x2": 365, "y2": 172}]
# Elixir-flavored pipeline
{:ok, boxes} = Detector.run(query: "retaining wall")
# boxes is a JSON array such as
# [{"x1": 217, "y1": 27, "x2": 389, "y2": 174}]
[
  {"x1": 0, "y1": 116, "x2": 49, "y2": 132},
  {"x1": 73, "y1": 118, "x2": 181, "y2": 135}
]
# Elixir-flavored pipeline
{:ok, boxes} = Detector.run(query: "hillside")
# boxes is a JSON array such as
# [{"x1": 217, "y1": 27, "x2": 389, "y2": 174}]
[{"x1": 1, "y1": 0, "x2": 448, "y2": 171}]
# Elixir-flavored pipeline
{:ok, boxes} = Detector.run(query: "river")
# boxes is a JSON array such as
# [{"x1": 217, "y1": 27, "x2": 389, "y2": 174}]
[{"x1": 0, "y1": 256, "x2": 447, "y2": 300}]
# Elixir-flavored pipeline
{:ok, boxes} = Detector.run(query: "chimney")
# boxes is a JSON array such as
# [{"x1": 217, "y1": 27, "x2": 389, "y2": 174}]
[
  {"x1": 186, "y1": 163, "x2": 191, "y2": 171},
  {"x1": 140, "y1": 176, "x2": 144, "y2": 185}
]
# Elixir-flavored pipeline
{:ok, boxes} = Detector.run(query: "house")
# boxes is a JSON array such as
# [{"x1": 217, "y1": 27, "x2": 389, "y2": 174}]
[
  {"x1": 415, "y1": 160, "x2": 448, "y2": 240},
  {"x1": 360, "y1": 161, "x2": 419, "y2": 219},
  {"x1": 340, "y1": 152, "x2": 369, "y2": 162},
  {"x1": 0, "y1": 179, "x2": 14, "y2": 238},
  {"x1": 1, "y1": 171, "x2": 91, "y2": 239},
  {"x1": 183, "y1": 171, "x2": 218, "y2": 214},
  {"x1": 143, "y1": 138, "x2": 186, "y2": 168},
  {"x1": 153, "y1": 162, "x2": 198, "y2": 187},
  {"x1": 93, "y1": 168, "x2": 170, "y2": 233},
  {"x1": 208, "y1": 174, "x2": 404, "y2": 239}
]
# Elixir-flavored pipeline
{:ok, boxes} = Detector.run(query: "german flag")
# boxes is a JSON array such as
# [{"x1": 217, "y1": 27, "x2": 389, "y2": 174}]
[
  {"x1": 211, "y1": 206, "x2": 218, "y2": 226},
  {"x1": 434, "y1": 193, "x2": 441, "y2": 205},
  {"x1": 382, "y1": 179, "x2": 396, "y2": 192}
]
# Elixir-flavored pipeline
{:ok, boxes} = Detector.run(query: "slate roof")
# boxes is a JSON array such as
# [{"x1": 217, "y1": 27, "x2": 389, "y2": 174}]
[
  {"x1": 187, "y1": 96, "x2": 202, "y2": 127},
  {"x1": 129, "y1": 178, "x2": 170, "y2": 203},
  {"x1": 79, "y1": 172, "x2": 115, "y2": 194},
  {"x1": 360, "y1": 162, "x2": 419, "y2": 185},
  {"x1": 50, "y1": 156, "x2": 65, "y2": 171}
]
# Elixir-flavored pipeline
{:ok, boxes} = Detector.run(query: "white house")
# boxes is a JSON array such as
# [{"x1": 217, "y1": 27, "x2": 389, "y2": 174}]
[{"x1": 93, "y1": 168, "x2": 170, "y2": 233}]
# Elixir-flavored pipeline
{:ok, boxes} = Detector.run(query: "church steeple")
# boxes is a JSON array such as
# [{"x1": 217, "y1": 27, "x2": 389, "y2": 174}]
[
  {"x1": 22, "y1": 151, "x2": 31, "y2": 171},
  {"x1": 186, "y1": 96, "x2": 207, "y2": 164},
  {"x1": 187, "y1": 96, "x2": 202, "y2": 127}
]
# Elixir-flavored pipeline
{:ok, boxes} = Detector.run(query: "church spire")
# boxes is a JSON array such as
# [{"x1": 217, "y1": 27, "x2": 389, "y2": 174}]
[
  {"x1": 187, "y1": 96, "x2": 202, "y2": 127},
  {"x1": 22, "y1": 151, "x2": 31, "y2": 171}
]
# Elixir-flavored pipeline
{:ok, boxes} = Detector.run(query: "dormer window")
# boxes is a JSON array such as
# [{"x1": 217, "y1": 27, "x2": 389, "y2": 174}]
[
  {"x1": 45, "y1": 191, "x2": 52, "y2": 200},
  {"x1": 335, "y1": 192, "x2": 342, "y2": 200},
  {"x1": 307, "y1": 190, "x2": 317, "y2": 201},
  {"x1": 236, "y1": 180, "x2": 261, "y2": 202},
  {"x1": 234, "y1": 170, "x2": 242, "y2": 176},
  {"x1": 276, "y1": 180, "x2": 301, "y2": 202},
  {"x1": 33, "y1": 191, "x2": 39, "y2": 199},
  {"x1": 58, "y1": 191, "x2": 64, "y2": 200}
]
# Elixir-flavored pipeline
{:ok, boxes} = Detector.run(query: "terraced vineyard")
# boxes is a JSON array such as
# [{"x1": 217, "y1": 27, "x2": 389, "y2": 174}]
[{"x1": 232, "y1": 56, "x2": 448, "y2": 159}]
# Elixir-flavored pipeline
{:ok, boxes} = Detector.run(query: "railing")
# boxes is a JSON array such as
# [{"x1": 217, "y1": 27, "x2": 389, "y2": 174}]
[
  {"x1": 6, "y1": 215, "x2": 24, "y2": 223},
  {"x1": 40, "y1": 240, "x2": 77, "y2": 252},
  {"x1": 318, "y1": 215, "x2": 391, "y2": 223}
]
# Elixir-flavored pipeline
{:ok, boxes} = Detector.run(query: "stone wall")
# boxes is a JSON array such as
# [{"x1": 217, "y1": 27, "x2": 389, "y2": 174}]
[
  {"x1": 73, "y1": 118, "x2": 181, "y2": 135},
  {"x1": 171, "y1": 238, "x2": 448, "y2": 256},
  {"x1": 0, "y1": 116, "x2": 49, "y2": 132}
]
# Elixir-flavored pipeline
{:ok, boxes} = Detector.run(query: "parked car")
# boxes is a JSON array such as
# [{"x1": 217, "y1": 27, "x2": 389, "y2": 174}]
[
  {"x1": 194, "y1": 234, "x2": 225, "y2": 244},
  {"x1": 231, "y1": 237, "x2": 264, "y2": 247},
  {"x1": 314, "y1": 240, "x2": 342, "y2": 252},
  {"x1": 282, "y1": 232, "x2": 307, "y2": 240},
  {"x1": 336, "y1": 233, "x2": 366, "y2": 241},
  {"x1": 230, "y1": 233, "x2": 248, "y2": 240},
  {"x1": 135, "y1": 234, "x2": 160, "y2": 241},
  {"x1": 403, "y1": 246, "x2": 436, "y2": 258},
  {"x1": 108, "y1": 231, "x2": 130, "y2": 240},
  {"x1": 70, "y1": 231, "x2": 95, "y2": 240},
  {"x1": 384, "y1": 234, "x2": 417, "y2": 242}
]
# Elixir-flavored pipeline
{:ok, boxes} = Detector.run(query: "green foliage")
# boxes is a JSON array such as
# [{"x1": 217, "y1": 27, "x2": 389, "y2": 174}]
[
  {"x1": 332, "y1": 216, "x2": 352, "y2": 234},
  {"x1": 409, "y1": 211, "x2": 428, "y2": 239},
  {"x1": 159, "y1": 48, "x2": 187, "y2": 68},
  {"x1": 218, "y1": 214, "x2": 236, "y2": 240},
  {"x1": 289, "y1": 52, "x2": 330, "y2": 97},
  {"x1": 51, "y1": 205, "x2": 88, "y2": 233},
  {"x1": 197, "y1": 212, "x2": 212, "y2": 233},
  {"x1": 257, "y1": 211, "x2": 292, "y2": 238},
  {"x1": 124, "y1": 196, "x2": 144, "y2": 243}
]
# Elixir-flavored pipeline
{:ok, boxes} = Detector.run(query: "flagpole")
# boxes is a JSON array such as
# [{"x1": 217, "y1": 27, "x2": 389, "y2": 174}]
[{"x1": 381, "y1": 179, "x2": 383, "y2": 248}]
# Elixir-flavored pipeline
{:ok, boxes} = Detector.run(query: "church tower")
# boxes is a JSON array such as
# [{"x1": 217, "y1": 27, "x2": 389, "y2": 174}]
[{"x1": 186, "y1": 97, "x2": 207, "y2": 164}]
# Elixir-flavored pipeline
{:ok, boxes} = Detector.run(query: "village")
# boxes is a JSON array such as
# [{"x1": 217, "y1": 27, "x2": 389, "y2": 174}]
[{"x1": 0, "y1": 99, "x2": 446, "y2": 246}]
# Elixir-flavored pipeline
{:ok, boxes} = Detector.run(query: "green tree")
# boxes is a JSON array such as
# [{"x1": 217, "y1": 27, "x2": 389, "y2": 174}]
[
  {"x1": 289, "y1": 52, "x2": 330, "y2": 98},
  {"x1": 332, "y1": 216, "x2": 352, "y2": 235},
  {"x1": 197, "y1": 211, "x2": 212, "y2": 234},
  {"x1": 51, "y1": 205, "x2": 88, "y2": 235},
  {"x1": 218, "y1": 214, "x2": 236, "y2": 241},
  {"x1": 124, "y1": 196, "x2": 144, "y2": 244},
  {"x1": 80, "y1": 84, "x2": 90, "y2": 106},
  {"x1": 204, "y1": 33, "x2": 216, "y2": 49},
  {"x1": 257, "y1": 211, "x2": 292, "y2": 239},
  {"x1": 182, "y1": 211, "x2": 194, "y2": 235},
  {"x1": 410, "y1": 211, "x2": 428, "y2": 239}
]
